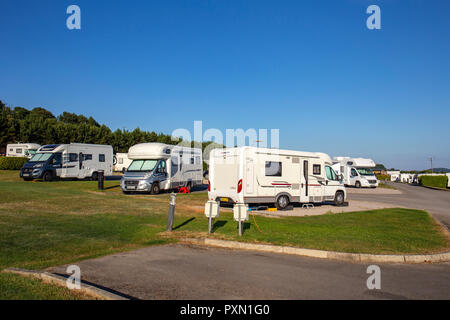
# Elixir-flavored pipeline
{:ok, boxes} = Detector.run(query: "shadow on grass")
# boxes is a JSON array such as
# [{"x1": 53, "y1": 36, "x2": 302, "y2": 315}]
[
  {"x1": 103, "y1": 185, "x2": 120, "y2": 190},
  {"x1": 212, "y1": 220, "x2": 228, "y2": 232},
  {"x1": 173, "y1": 217, "x2": 196, "y2": 230}
]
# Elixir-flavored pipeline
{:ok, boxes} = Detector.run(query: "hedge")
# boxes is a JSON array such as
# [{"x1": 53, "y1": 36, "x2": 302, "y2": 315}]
[
  {"x1": 376, "y1": 174, "x2": 390, "y2": 181},
  {"x1": 419, "y1": 175, "x2": 448, "y2": 189},
  {"x1": 0, "y1": 157, "x2": 28, "y2": 170}
]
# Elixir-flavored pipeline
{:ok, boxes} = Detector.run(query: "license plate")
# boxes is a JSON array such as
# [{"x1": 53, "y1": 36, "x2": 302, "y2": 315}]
[
  {"x1": 23, "y1": 173, "x2": 30, "y2": 177},
  {"x1": 127, "y1": 186, "x2": 136, "y2": 190},
  {"x1": 220, "y1": 197, "x2": 229, "y2": 202}
]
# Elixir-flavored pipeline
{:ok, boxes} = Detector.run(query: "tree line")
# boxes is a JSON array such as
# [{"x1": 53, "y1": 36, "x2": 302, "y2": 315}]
[{"x1": 0, "y1": 100, "x2": 184, "y2": 153}]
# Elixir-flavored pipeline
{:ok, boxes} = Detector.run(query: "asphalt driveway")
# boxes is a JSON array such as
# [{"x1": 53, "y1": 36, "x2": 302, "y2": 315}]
[{"x1": 49, "y1": 244, "x2": 450, "y2": 300}]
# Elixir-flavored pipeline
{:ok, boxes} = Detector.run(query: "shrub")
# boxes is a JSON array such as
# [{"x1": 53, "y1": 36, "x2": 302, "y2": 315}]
[
  {"x1": 0, "y1": 157, "x2": 28, "y2": 170},
  {"x1": 376, "y1": 174, "x2": 390, "y2": 181},
  {"x1": 419, "y1": 175, "x2": 448, "y2": 189}
]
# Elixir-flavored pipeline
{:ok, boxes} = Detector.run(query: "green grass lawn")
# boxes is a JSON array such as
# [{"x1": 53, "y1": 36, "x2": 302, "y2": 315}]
[
  {"x1": 0, "y1": 273, "x2": 94, "y2": 300},
  {"x1": 0, "y1": 170, "x2": 448, "y2": 299}
]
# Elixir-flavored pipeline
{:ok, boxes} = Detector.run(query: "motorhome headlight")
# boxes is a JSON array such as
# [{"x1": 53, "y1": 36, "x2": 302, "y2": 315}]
[{"x1": 138, "y1": 180, "x2": 149, "y2": 188}]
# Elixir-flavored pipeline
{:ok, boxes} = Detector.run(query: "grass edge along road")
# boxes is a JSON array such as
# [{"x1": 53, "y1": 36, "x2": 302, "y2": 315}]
[{"x1": 0, "y1": 170, "x2": 449, "y2": 299}]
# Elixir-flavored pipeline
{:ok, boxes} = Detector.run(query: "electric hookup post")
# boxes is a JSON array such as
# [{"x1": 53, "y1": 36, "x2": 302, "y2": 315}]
[
  {"x1": 204, "y1": 200, "x2": 220, "y2": 233},
  {"x1": 167, "y1": 193, "x2": 177, "y2": 231},
  {"x1": 233, "y1": 204, "x2": 249, "y2": 236},
  {"x1": 97, "y1": 170, "x2": 104, "y2": 190}
]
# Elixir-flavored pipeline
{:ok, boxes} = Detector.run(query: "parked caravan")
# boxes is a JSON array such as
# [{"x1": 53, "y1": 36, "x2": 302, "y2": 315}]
[
  {"x1": 208, "y1": 147, "x2": 346, "y2": 210},
  {"x1": 20, "y1": 143, "x2": 113, "y2": 181},
  {"x1": 114, "y1": 153, "x2": 132, "y2": 173},
  {"x1": 120, "y1": 143, "x2": 203, "y2": 194},
  {"x1": 332, "y1": 157, "x2": 379, "y2": 188},
  {"x1": 6, "y1": 143, "x2": 41, "y2": 159}
]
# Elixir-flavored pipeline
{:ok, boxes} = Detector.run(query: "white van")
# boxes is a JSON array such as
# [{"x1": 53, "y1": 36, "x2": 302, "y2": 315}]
[
  {"x1": 6, "y1": 143, "x2": 41, "y2": 159},
  {"x1": 20, "y1": 143, "x2": 113, "y2": 181},
  {"x1": 114, "y1": 153, "x2": 132, "y2": 173},
  {"x1": 208, "y1": 147, "x2": 347, "y2": 210},
  {"x1": 121, "y1": 143, "x2": 203, "y2": 194},
  {"x1": 332, "y1": 157, "x2": 379, "y2": 188}
]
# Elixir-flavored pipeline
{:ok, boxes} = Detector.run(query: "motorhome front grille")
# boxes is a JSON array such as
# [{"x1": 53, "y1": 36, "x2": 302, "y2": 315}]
[
  {"x1": 22, "y1": 168, "x2": 33, "y2": 173},
  {"x1": 368, "y1": 180, "x2": 377, "y2": 184},
  {"x1": 125, "y1": 180, "x2": 139, "y2": 186}
]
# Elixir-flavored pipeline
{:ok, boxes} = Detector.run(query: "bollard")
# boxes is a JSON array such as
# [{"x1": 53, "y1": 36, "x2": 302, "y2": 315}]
[
  {"x1": 166, "y1": 193, "x2": 177, "y2": 231},
  {"x1": 97, "y1": 170, "x2": 104, "y2": 190}
]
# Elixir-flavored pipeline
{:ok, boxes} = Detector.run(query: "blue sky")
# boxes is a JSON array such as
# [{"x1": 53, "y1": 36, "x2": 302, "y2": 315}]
[{"x1": 1, "y1": 0, "x2": 449, "y2": 170}]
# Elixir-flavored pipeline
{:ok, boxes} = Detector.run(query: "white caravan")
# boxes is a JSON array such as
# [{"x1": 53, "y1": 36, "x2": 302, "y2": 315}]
[
  {"x1": 6, "y1": 143, "x2": 41, "y2": 158},
  {"x1": 114, "y1": 153, "x2": 132, "y2": 173},
  {"x1": 332, "y1": 157, "x2": 379, "y2": 188},
  {"x1": 208, "y1": 147, "x2": 347, "y2": 210},
  {"x1": 20, "y1": 143, "x2": 113, "y2": 181},
  {"x1": 121, "y1": 143, "x2": 203, "y2": 194}
]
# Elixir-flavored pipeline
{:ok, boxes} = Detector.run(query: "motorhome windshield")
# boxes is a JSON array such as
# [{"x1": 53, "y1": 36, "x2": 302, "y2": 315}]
[
  {"x1": 29, "y1": 153, "x2": 52, "y2": 162},
  {"x1": 127, "y1": 160, "x2": 158, "y2": 172},
  {"x1": 357, "y1": 168, "x2": 375, "y2": 176}
]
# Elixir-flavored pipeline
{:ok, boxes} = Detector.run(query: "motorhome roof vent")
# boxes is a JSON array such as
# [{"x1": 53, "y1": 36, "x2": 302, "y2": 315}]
[{"x1": 347, "y1": 161, "x2": 354, "y2": 165}]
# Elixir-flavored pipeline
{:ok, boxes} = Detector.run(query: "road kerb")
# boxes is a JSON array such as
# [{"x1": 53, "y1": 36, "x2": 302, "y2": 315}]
[
  {"x1": 182, "y1": 238, "x2": 450, "y2": 264},
  {"x1": 2, "y1": 268, "x2": 128, "y2": 300}
]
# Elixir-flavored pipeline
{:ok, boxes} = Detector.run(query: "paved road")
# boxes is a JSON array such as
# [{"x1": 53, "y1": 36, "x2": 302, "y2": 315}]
[
  {"x1": 348, "y1": 182, "x2": 450, "y2": 229},
  {"x1": 50, "y1": 244, "x2": 450, "y2": 300}
]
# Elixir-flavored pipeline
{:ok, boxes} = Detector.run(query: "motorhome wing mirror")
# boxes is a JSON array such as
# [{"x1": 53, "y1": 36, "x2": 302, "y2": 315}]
[{"x1": 338, "y1": 174, "x2": 343, "y2": 181}]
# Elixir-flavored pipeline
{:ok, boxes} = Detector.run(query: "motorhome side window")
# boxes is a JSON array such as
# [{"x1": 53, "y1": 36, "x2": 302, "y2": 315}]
[
  {"x1": 157, "y1": 160, "x2": 166, "y2": 173},
  {"x1": 68, "y1": 153, "x2": 78, "y2": 162},
  {"x1": 265, "y1": 161, "x2": 282, "y2": 177},
  {"x1": 171, "y1": 159, "x2": 179, "y2": 176},
  {"x1": 325, "y1": 166, "x2": 338, "y2": 181},
  {"x1": 16, "y1": 148, "x2": 22, "y2": 154},
  {"x1": 190, "y1": 157, "x2": 194, "y2": 164},
  {"x1": 84, "y1": 154, "x2": 92, "y2": 161},
  {"x1": 52, "y1": 153, "x2": 62, "y2": 166},
  {"x1": 313, "y1": 164, "x2": 321, "y2": 175},
  {"x1": 99, "y1": 154, "x2": 105, "y2": 162}
]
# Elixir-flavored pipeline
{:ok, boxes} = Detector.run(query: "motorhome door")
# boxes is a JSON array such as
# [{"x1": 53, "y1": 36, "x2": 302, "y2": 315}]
[{"x1": 62, "y1": 152, "x2": 79, "y2": 178}]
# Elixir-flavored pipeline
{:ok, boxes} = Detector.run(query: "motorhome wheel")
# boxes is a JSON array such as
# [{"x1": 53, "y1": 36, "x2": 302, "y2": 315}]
[
  {"x1": 334, "y1": 191, "x2": 345, "y2": 206},
  {"x1": 151, "y1": 182, "x2": 160, "y2": 195},
  {"x1": 276, "y1": 195, "x2": 289, "y2": 210},
  {"x1": 355, "y1": 181, "x2": 361, "y2": 188},
  {"x1": 91, "y1": 172, "x2": 98, "y2": 181},
  {"x1": 42, "y1": 171, "x2": 53, "y2": 182}
]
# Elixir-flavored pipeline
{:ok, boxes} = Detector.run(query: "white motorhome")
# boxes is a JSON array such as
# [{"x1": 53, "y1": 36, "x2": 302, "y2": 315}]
[
  {"x1": 20, "y1": 143, "x2": 113, "y2": 181},
  {"x1": 6, "y1": 143, "x2": 41, "y2": 159},
  {"x1": 387, "y1": 170, "x2": 401, "y2": 182},
  {"x1": 208, "y1": 147, "x2": 347, "y2": 210},
  {"x1": 114, "y1": 153, "x2": 132, "y2": 173},
  {"x1": 121, "y1": 143, "x2": 203, "y2": 194},
  {"x1": 332, "y1": 157, "x2": 379, "y2": 188}
]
